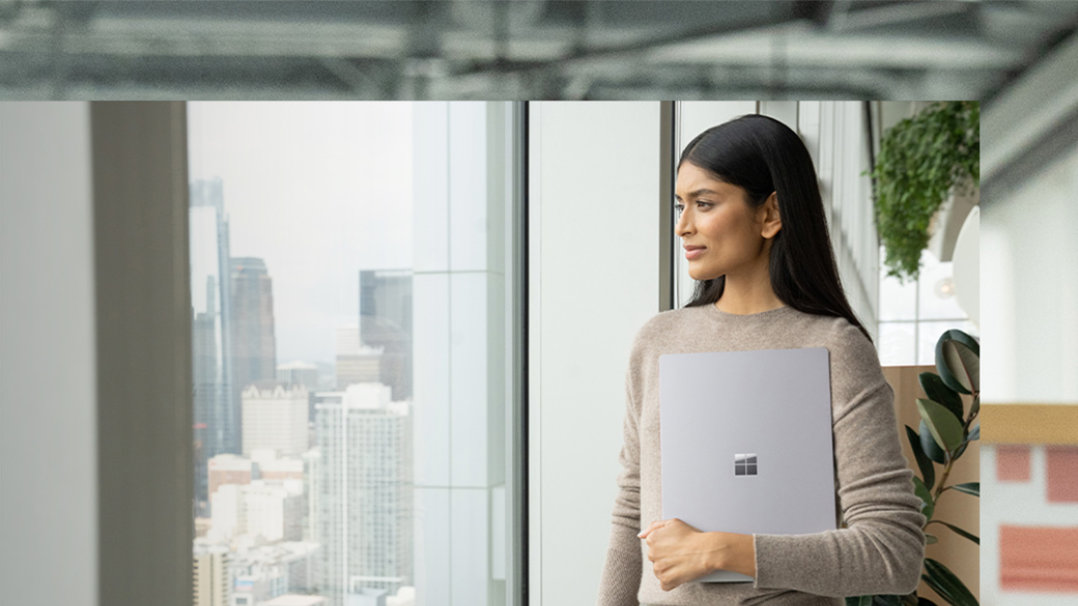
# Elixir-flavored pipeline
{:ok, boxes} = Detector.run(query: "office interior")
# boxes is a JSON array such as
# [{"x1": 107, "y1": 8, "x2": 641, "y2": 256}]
[{"x1": 3, "y1": 3, "x2": 1078, "y2": 606}]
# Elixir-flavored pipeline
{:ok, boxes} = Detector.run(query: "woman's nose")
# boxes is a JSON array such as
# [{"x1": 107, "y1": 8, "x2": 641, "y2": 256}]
[{"x1": 676, "y1": 209, "x2": 692, "y2": 236}]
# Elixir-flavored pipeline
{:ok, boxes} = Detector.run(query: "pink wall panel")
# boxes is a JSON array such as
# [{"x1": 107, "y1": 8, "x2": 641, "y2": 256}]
[
  {"x1": 1046, "y1": 446, "x2": 1078, "y2": 503},
  {"x1": 996, "y1": 444, "x2": 1031, "y2": 482},
  {"x1": 1000, "y1": 525, "x2": 1078, "y2": 592}
]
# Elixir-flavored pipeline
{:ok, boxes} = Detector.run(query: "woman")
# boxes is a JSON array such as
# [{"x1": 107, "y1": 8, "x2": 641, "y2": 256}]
[{"x1": 597, "y1": 115, "x2": 926, "y2": 605}]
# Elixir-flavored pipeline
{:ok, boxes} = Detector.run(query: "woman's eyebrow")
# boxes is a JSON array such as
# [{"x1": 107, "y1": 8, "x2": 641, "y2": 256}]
[{"x1": 674, "y1": 188, "x2": 721, "y2": 201}]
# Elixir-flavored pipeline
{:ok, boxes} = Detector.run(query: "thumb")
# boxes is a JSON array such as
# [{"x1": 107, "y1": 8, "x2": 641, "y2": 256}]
[{"x1": 637, "y1": 519, "x2": 669, "y2": 539}]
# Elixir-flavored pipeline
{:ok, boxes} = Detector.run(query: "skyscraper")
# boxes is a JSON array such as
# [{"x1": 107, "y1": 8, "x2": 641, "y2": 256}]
[
  {"x1": 190, "y1": 177, "x2": 238, "y2": 514},
  {"x1": 231, "y1": 256, "x2": 277, "y2": 393},
  {"x1": 335, "y1": 325, "x2": 382, "y2": 390},
  {"x1": 277, "y1": 361, "x2": 319, "y2": 391},
  {"x1": 358, "y1": 270, "x2": 412, "y2": 401},
  {"x1": 314, "y1": 384, "x2": 412, "y2": 606},
  {"x1": 241, "y1": 385, "x2": 309, "y2": 457},
  {"x1": 193, "y1": 548, "x2": 231, "y2": 606}
]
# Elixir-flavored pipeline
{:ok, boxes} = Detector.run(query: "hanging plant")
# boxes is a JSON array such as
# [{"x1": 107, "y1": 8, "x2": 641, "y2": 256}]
[{"x1": 871, "y1": 102, "x2": 979, "y2": 282}]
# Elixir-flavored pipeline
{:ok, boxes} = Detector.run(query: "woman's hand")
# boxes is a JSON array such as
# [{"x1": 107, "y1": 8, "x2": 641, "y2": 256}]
[{"x1": 638, "y1": 519, "x2": 757, "y2": 591}]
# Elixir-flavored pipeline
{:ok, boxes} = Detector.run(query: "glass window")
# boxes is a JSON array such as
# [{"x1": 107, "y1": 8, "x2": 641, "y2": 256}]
[
  {"x1": 879, "y1": 322, "x2": 917, "y2": 367},
  {"x1": 918, "y1": 320, "x2": 980, "y2": 366},
  {"x1": 878, "y1": 271, "x2": 917, "y2": 322},
  {"x1": 917, "y1": 250, "x2": 967, "y2": 321},
  {"x1": 878, "y1": 246, "x2": 976, "y2": 366},
  {"x1": 188, "y1": 102, "x2": 519, "y2": 606}
]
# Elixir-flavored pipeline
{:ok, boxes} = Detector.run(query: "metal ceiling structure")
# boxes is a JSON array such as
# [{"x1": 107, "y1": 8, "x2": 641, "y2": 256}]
[{"x1": 0, "y1": 0, "x2": 1076, "y2": 100}]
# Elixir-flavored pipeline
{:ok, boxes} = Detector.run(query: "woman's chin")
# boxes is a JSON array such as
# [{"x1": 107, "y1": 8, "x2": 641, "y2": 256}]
[{"x1": 687, "y1": 267, "x2": 720, "y2": 282}]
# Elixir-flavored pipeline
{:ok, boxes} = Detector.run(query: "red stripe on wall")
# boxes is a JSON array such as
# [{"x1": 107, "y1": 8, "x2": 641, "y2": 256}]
[{"x1": 1001, "y1": 525, "x2": 1078, "y2": 593}]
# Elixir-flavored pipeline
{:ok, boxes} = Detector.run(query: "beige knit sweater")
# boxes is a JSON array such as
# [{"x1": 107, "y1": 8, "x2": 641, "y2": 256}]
[{"x1": 598, "y1": 304, "x2": 926, "y2": 605}]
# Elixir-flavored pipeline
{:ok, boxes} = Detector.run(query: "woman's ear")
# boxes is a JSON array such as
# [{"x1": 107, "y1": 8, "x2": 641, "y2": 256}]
[{"x1": 760, "y1": 192, "x2": 782, "y2": 239}]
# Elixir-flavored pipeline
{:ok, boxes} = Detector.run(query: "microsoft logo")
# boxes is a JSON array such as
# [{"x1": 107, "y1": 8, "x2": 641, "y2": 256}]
[{"x1": 734, "y1": 453, "x2": 758, "y2": 476}]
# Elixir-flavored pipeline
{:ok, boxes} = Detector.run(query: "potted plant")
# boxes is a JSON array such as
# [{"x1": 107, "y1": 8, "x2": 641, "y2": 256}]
[
  {"x1": 847, "y1": 329, "x2": 980, "y2": 606},
  {"x1": 871, "y1": 101, "x2": 979, "y2": 283}
]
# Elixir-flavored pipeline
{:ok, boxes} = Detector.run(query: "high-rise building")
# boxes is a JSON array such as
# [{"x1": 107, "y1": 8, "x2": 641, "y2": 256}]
[
  {"x1": 260, "y1": 593, "x2": 327, "y2": 606},
  {"x1": 277, "y1": 361, "x2": 320, "y2": 426},
  {"x1": 245, "y1": 480, "x2": 305, "y2": 543},
  {"x1": 278, "y1": 361, "x2": 319, "y2": 390},
  {"x1": 302, "y1": 448, "x2": 321, "y2": 544},
  {"x1": 209, "y1": 479, "x2": 304, "y2": 543},
  {"x1": 242, "y1": 385, "x2": 310, "y2": 457},
  {"x1": 231, "y1": 542, "x2": 322, "y2": 606},
  {"x1": 335, "y1": 325, "x2": 382, "y2": 390},
  {"x1": 209, "y1": 484, "x2": 247, "y2": 540},
  {"x1": 190, "y1": 177, "x2": 239, "y2": 514},
  {"x1": 208, "y1": 453, "x2": 254, "y2": 500},
  {"x1": 231, "y1": 256, "x2": 278, "y2": 394},
  {"x1": 358, "y1": 270, "x2": 412, "y2": 401},
  {"x1": 192, "y1": 308, "x2": 221, "y2": 516},
  {"x1": 314, "y1": 384, "x2": 412, "y2": 606},
  {"x1": 193, "y1": 548, "x2": 231, "y2": 606},
  {"x1": 256, "y1": 450, "x2": 306, "y2": 482},
  {"x1": 207, "y1": 451, "x2": 309, "y2": 544}
]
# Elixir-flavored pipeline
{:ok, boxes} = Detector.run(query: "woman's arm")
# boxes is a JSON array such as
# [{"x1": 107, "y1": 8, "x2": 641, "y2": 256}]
[
  {"x1": 597, "y1": 368, "x2": 645, "y2": 606},
  {"x1": 752, "y1": 325, "x2": 926, "y2": 597}
]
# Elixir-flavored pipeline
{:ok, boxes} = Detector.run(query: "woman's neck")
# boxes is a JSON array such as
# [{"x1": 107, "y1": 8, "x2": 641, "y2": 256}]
[{"x1": 715, "y1": 272, "x2": 785, "y2": 315}]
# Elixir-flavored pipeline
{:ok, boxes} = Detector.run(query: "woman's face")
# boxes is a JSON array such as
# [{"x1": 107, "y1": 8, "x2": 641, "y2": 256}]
[{"x1": 674, "y1": 162, "x2": 774, "y2": 282}]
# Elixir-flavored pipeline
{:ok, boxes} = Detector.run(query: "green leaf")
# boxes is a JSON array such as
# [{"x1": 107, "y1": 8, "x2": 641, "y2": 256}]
[
  {"x1": 846, "y1": 596, "x2": 873, "y2": 606},
  {"x1": 918, "y1": 598, "x2": 940, "y2": 606},
  {"x1": 921, "y1": 574, "x2": 951, "y2": 604},
  {"x1": 923, "y1": 558, "x2": 979, "y2": 606},
  {"x1": 970, "y1": 395, "x2": 980, "y2": 421},
  {"x1": 952, "y1": 482, "x2": 980, "y2": 497},
  {"x1": 920, "y1": 420, "x2": 946, "y2": 464},
  {"x1": 953, "y1": 439, "x2": 969, "y2": 460},
  {"x1": 925, "y1": 533, "x2": 938, "y2": 545},
  {"x1": 935, "y1": 330, "x2": 979, "y2": 395},
  {"x1": 919, "y1": 372, "x2": 963, "y2": 422},
  {"x1": 873, "y1": 596, "x2": 902, "y2": 606},
  {"x1": 912, "y1": 476, "x2": 934, "y2": 521},
  {"x1": 935, "y1": 521, "x2": 980, "y2": 545},
  {"x1": 906, "y1": 425, "x2": 936, "y2": 490},
  {"x1": 917, "y1": 398, "x2": 965, "y2": 454}
]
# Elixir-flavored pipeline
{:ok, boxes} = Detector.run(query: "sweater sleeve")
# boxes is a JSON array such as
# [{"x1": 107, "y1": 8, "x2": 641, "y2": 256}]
[
  {"x1": 751, "y1": 324, "x2": 927, "y2": 597},
  {"x1": 597, "y1": 366, "x2": 644, "y2": 605}
]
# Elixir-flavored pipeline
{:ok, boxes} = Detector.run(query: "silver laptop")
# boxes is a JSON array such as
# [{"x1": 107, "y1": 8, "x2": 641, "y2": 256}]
[{"x1": 659, "y1": 347, "x2": 836, "y2": 583}]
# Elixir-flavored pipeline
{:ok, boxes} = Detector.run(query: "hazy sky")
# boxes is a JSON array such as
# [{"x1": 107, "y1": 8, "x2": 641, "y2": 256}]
[{"x1": 188, "y1": 101, "x2": 414, "y2": 365}]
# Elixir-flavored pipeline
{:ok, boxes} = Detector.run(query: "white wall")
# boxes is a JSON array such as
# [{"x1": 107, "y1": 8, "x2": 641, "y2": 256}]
[
  {"x1": 982, "y1": 137, "x2": 1078, "y2": 405},
  {"x1": 0, "y1": 102, "x2": 98, "y2": 606},
  {"x1": 529, "y1": 102, "x2": 661, "y2": 605}
]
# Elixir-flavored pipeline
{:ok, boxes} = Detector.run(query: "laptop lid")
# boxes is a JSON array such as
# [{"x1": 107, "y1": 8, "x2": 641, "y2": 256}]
[{"x1": 659, "y1": 347, "x2": 836, "y2": 583}]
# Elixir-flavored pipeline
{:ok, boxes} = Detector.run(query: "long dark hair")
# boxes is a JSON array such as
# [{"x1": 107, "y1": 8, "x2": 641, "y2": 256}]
[{"x1": 680, "y1": 114, "x2": 872, "y2": 343}]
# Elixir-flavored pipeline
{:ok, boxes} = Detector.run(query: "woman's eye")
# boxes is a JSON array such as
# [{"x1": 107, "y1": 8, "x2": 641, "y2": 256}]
[{"x1": 674, "y1": 201, "x2": 713, "y2": 216}]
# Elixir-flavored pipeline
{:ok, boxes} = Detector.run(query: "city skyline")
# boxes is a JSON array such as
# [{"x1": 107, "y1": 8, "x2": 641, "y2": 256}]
[{"x1": 188, "y1": 102, "x2": 415, "y2": 364}]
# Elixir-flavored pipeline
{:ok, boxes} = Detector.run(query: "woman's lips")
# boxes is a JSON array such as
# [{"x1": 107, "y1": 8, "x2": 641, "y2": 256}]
[{"x1": 685, "y1": 247, "x2": 706, "y2": 260}]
